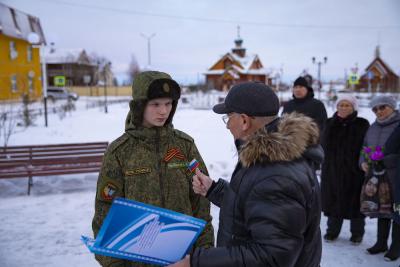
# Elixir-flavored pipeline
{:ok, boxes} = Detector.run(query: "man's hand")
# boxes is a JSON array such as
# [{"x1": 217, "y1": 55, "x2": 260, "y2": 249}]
[
  {"x1": 192, "y1": 168, "x2": 213, "y2": 197},
  {"x1": 361, "y1": 162, "x2": 369, "y2": 173},
  {"x1": 167, "y1": 255, "x2": 190, "y2": 267}
]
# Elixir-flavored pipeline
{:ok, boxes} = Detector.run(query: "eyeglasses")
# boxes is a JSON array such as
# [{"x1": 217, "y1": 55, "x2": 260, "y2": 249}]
[
  {"x1": 372, "y1": 105, "x2": 387, "y2": 113},
  {"x1": 222, "y1": 114, "x2": 231, "y2": 125}
]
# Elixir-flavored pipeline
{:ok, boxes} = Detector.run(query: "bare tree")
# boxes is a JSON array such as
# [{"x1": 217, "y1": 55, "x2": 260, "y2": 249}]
[
  {"x1": 0, "y1": 102, "x2": 17, "y2": 149},
  {"x1": 127, "y1": 54, "x2": 141, "y2": 84}
]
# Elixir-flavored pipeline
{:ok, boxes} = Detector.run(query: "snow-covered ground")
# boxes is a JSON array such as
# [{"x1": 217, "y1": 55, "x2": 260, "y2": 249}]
[{"x1": 0, "y1": 95, "x2": 399, "y2": 267}]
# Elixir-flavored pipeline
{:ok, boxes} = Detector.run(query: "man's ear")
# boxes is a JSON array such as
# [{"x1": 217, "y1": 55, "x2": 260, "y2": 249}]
[{"x1": 240, "y1": 114, "x2": 252, "y2": 131}]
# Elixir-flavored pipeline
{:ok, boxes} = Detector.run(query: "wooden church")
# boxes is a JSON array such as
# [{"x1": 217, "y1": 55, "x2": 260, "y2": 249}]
[
  {"x1": 358, "y1": 46, "x2": 399, "y2": 93},
  {"x1": 204, "y1": 28, "x2": 270, "y2": 91}
]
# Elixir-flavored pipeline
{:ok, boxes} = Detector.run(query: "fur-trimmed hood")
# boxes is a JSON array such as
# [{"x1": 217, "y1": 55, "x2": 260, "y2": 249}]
[{"x1": 240, "y1": 112, "x2": 323, "y2": 167}]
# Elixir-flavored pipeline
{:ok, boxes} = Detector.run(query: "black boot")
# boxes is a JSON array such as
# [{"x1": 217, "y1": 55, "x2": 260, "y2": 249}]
[
  {"x1": 384, "y1": 222, "x2": 400, "y2": 261},
  {"x1": 367, "y1": 218, "x2": 390, "y2": 254}
]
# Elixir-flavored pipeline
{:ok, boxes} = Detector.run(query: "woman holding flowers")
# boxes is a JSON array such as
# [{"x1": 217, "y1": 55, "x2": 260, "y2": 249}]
[
  {"x1": 321, "y1": 95, "x2": 369, "y2": 244},
  {"x1": 360, "y1": 95, "x2": 400, "y2": 261}
]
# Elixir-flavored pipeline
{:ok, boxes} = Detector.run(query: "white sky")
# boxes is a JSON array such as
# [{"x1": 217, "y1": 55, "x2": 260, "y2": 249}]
[{"x1": 2, "y1": 0, "x2": 400, "y2": 84}]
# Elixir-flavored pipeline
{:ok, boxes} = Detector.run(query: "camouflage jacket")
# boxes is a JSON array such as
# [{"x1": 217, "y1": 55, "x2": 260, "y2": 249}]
[{"x1": 92, "y1": 125, "x2": 214, "y2": 267}]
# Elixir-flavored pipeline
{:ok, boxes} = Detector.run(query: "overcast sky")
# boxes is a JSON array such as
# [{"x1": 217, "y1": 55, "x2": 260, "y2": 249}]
[{"x1": 3, "y1": 0, "x2": 400, "y2": 84}]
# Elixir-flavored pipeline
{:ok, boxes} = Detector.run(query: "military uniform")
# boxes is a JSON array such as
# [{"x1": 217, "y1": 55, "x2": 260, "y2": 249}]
[{"x1": 92, "y1": 71, "x2": 214, "y2": 267}]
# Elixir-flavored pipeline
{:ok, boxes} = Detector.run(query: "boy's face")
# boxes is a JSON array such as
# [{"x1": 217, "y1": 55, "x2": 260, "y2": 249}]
[{"x1": 142, "y1": 97, "x2": 173, "y2": 128}]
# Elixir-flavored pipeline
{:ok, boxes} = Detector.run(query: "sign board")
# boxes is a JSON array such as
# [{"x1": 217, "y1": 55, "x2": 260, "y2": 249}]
[
  {"x1": 83, "y1": 75, "x2": 91, "y2": 85},
  {"x1": 348, "y1": 73, "x2": 359, "y2": 85},
  {"x1": 54, "y1": 76, "x2": 66, "y2": 86}
]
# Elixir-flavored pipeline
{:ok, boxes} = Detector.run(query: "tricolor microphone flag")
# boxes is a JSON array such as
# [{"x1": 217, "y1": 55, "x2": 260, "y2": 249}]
[{"x1": 187, "y1": 159, "x2": 200, "y2": 173}]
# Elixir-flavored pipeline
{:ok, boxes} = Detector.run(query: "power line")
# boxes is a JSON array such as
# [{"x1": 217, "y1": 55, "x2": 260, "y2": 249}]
[{"x1": 34, "y1": 0, "x2": 400, "y2": 31}]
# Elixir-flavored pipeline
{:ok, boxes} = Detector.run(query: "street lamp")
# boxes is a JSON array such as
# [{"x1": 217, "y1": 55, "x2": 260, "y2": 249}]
[
  {"x1": 28, "y1": 32, "x2": 48, "y2": 127},
  {"x1": 312, "y1": 56, "x2": 328, "y2": 100},
  {"x1": 140, "y1": 33, "x2": 156, "y2": 67}
]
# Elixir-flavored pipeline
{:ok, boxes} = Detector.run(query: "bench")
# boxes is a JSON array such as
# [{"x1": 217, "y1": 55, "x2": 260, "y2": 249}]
[{"x1": 0, "y1": 142, "x2": 108, "y2": 195}]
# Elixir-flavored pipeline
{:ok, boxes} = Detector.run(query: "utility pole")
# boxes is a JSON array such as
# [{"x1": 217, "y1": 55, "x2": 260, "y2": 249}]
[
  {"x1": 312, "y1": 57, "x2": 328, "y2": 100},
  {"x1": 103, "y1": 62, "x2": 111, "y2": 114},
  {"x1": 140, "y1": 33, "x2": 156, "y2": 67}
]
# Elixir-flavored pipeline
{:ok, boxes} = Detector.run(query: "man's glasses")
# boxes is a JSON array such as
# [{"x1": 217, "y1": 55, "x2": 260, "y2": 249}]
[
  {"x1": 372, "y1": 105, "x2": 387, "y2": 113},
  {"x1": 222, "y1": 114, "x2": 230, "y2": 125}
]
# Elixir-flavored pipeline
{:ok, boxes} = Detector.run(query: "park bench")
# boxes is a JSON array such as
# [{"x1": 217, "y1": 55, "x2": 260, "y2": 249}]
[{"x1": 0, "y1": 142, "x2": 108, "y2": 195}]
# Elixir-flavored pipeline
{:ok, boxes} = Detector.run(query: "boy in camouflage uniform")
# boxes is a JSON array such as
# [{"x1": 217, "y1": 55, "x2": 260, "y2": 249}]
[{"x1": 92, "y1": 71, "x2": 214, "y2": 267}]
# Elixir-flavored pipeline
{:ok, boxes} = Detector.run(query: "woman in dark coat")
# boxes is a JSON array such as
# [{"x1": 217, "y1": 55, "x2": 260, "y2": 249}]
[
  {"x1": 385, "y1": 123, "x2": 400, "y2": 221},
  {"x1": 321, "y1": 95, "x2": 369, "y2": 244}
]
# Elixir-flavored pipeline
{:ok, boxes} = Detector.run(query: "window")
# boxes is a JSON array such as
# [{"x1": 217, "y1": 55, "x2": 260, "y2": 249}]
[
  {"x1": 9, "y1": 41, "x2": 17, "y2": 60},
  {"x1": 27, "y1": 46, "x2": 33, "y2": 62},
  {"x1": 11, "y1": 75, "x2": 17, "y2": 92},
  {"x1": 28, "y1": 76, "x2": 34, "y2": 92},
  {"x1": 10, "y1": 9, "x2": 21, "y2": 34}
]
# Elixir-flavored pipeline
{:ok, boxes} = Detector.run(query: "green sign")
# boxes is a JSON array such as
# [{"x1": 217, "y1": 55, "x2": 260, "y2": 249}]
[
  {"x1": 348, "y1": 73, "x2": 359, "y2": 85},
  {"x1": 54, "y1": 76, "x2": 66, "y2": 86}
]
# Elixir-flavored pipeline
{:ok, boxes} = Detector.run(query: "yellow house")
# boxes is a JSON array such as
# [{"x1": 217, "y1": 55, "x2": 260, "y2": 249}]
[{"x1": 0, "y1": 3, "x2": 46, "y2": 101}]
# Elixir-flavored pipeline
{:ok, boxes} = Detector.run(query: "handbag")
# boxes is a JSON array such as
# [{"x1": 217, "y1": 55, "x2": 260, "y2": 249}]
[{"x1": 360, "y1": 161, "x2": 393, "y2": 218}]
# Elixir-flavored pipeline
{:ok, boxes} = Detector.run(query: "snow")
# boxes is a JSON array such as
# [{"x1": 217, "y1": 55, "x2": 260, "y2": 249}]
[{"x1": 0, "y1": 95, "x2": 399, "y2": 267}]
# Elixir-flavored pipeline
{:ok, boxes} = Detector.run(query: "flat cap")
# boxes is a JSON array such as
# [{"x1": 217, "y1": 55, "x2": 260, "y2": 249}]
[{"x1": 213, "y1": 82, "x2": 279, "y2": 116}]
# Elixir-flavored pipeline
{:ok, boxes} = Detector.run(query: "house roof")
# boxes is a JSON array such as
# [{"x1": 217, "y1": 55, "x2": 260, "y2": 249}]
[
  {"x1": 0, "y1": 2, "x2": 46, "y2": 44},
  {"x1": 205, "y1": 52, "x2": 267, "y2": 76},
  {"x1": 363, "y1": 57, "x2": 398, "y2": 78},
  {"x1": 45, "y1": 48, "x2": 95, "y2": 65}
]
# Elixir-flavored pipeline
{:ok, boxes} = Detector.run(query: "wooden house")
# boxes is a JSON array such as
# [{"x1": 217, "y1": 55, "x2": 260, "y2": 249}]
[
  {"x1": 358, "y1": 46, "x2": 399, "y2": 93},
  {"x1": 46, "y1": 48, "x2": 99, "y2": 86},
  {"x1": 204, "y1": 32, "x2": 270, "y2": 91}
]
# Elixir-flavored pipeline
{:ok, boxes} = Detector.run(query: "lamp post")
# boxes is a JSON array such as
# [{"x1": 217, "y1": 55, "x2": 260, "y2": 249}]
[
  {"x1": 312, "y1": 56, "x2": 328, "y2": 100},
  {"x1": 102, "y1": 62, "x2": 111, "y2": 114},
  {"x1": 28, "y1": 32, "x2": 48, "y2": 127},
  {"x1": 140, "y1": 33, "x2": 156, "y2": 67}
]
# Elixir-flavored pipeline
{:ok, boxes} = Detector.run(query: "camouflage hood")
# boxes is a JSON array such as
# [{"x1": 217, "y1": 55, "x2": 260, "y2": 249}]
[{"x1": 125, "y1": 71, "x2": 181, "y2": 132}]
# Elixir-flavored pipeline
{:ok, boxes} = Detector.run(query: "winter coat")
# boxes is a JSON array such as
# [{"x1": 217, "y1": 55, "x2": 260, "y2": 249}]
[
  {"x1": 191, "y1": 113, "x2": 323, "y2": 267},
  {"x1": 360, "y1": 111, "x2": 400, "y2": 187},
  {"x1": 92, "y1": 72, "x2": 214, "y2": 267},
  {"x1": 282, "y1": 90, "x2": 327, "y2": 133},
  {"x1": 321, "y1": 112, "x2": 369, "y2": 219},
  {"x1": 384, "y1": 123, "x2": 400, "y2": 222}
]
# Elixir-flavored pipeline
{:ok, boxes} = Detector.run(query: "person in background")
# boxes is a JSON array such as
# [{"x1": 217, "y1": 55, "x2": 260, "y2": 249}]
[
  {"x1": 92, "y1": 71, "x2": 214, "y2": 267},
  {"x1": 169, "y1": 82, "x2": 323, "y2": 267},
  {"x1": 321, "y1": 95, "x2": 369, "y2": 244},
  {"x1": 360, "y1": 95, "x2": 400, "y2": 261},
  {"x1": 282, "y1": 76, "x2": 327, "y2": 133}
]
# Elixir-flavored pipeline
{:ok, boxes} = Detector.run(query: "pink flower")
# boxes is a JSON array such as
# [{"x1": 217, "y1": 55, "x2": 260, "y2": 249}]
[
  {"x1": 363, "y1": 147, "x2": 372, "y2": 154},
  {"x1": 370, "y1": 151, "x2": 384, "y2": 161}
]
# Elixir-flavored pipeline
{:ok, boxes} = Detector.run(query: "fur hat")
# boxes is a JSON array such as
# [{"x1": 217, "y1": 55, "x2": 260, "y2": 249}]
[
  {"x1": 336, "y1": 95, "x2": 358, "y2": 111},
  {"x1": 370, "y1": 95, "x2": 397, "y2": 110}
]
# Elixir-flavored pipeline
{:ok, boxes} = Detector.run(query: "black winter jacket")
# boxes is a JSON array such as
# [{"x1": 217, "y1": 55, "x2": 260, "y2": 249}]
[
  {"x1": 191, "y1": 113, "x2": 323, "y2": 267},
  {"x1": 282, "y1": 91, "x2": 327, "y2": 133},
  {"x1": 321, "y1": 112, "x2": 369, "y2": 219}
]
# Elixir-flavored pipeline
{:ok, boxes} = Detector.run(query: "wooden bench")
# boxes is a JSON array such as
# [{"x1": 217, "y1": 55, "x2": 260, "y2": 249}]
[{"x1": 0, "y1": 142, "x2": 108, "y2": 195}]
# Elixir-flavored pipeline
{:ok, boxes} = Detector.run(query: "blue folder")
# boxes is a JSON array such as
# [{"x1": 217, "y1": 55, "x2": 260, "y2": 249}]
[{"x1": 82, "y1": 197, "x2": 206, "y2": 266}]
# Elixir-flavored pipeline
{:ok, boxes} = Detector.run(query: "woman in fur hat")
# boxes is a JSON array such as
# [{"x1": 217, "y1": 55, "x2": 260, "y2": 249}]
[{"x1": 321, "y1": 95, "x2": 369, "y2": 244}]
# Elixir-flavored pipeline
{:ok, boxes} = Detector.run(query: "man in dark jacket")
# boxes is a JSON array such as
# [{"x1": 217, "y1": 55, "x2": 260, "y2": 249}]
[
  {"x1": 169, "y1": 82, "x2": 323, "y2": 267},
  {"x1": 282, "y1": 76, "x2": 327, "y2": 133}
]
